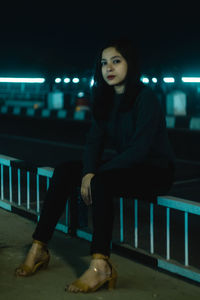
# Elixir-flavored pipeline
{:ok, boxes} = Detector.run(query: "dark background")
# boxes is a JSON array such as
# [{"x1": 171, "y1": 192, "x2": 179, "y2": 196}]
[{"x1": 0, "y1": 1, "x2": 199, "y2": 77}]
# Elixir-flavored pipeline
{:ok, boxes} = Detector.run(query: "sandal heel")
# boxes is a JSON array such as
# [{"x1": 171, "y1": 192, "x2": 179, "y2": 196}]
[
  {"x1": 42, "y1": 257, "x2": 50, "y2": 269},
  {"x1": 108, "y1": 276, "x2": 117, "y2": 290},
  {"x1": 67, "y1": 253, "x2": 118, "y2": 293}
]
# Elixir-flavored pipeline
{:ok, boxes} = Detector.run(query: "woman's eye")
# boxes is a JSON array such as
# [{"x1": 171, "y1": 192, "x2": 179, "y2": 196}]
[
  {"x1": 113, "y1": 59, "x2": 121, "y2": 64},
  {"x1": 101, "y1": 61, "x2": 107, "y2": 66}
]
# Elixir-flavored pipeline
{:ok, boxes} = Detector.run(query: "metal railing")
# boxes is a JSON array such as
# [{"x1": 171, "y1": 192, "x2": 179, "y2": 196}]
[{"x1": 0, "y1": 154, "x2": 200, "y2": 283}]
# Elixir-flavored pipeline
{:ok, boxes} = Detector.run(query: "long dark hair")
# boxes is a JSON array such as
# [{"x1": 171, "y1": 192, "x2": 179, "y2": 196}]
[{"x1": 91, "y1": 37, "x2": 144, "y2": 121}]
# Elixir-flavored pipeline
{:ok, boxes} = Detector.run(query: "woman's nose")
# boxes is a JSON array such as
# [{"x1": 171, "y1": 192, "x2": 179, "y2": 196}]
[{"x1": 107, "y1": 63, "x2": 113, "y2": 72}]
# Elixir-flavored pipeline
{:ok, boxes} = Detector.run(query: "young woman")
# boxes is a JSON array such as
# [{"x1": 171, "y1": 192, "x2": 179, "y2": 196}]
[{"x1": 15, "y1": 38, "x2": 175, "y2": 293}]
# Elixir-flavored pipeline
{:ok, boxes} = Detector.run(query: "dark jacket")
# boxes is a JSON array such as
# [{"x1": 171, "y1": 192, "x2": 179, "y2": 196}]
[{"x1": 82, "y1": 86, "x2": 175, "y2": 176}]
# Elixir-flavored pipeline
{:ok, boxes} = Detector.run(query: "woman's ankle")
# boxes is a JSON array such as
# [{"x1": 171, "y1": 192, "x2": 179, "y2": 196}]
[
  {"x1": 90, "y1": 259, "x2": 111, "y2": 275},
  {"x1": 33, "y1": 239, "x2": 47, "y2": 248},
  {"x1": 30, "y1": 241, "x2": 47, "y2": 256}
]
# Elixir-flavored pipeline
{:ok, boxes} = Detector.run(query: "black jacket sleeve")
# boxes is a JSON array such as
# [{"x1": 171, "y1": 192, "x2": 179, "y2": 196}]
[
  {"x1": 97, "y1": 88, "x2": 162, "y2": 173},
  {"x1": 82, "y1": 117, "x2": 106, "y2": 177}
]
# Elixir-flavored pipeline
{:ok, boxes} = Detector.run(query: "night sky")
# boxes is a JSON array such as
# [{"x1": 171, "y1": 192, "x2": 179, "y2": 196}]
[{"x1": 0, "y1": 1, "x2": 200, "y2": 77}]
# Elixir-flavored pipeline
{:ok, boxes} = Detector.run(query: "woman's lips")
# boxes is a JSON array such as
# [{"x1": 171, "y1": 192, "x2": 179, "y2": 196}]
[{"x1": 107, "y1": 75, "x2": 116, "y2": 80}]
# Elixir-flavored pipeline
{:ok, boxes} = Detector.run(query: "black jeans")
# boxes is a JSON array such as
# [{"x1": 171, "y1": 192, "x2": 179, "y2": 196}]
[{"x1": 33, "y1": 159, "x2": 174, "y2": 256}]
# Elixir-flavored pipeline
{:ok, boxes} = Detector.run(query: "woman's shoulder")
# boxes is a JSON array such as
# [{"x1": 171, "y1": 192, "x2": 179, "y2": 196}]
[
  {"x1": 138, "y1": 85, "x2": 156, "y2": 98},
  {"x1": 131, "y1": 85, "x2": 163, "y2": 116},
  {"x1": 136, "y1": 85, "x2": 160, "y2": 106}
]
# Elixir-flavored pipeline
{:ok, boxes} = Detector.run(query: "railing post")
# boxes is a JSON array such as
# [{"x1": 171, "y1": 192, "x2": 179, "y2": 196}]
[
  {"x1": 166, "y1": 207, "x2": 170, "y2": 260},
  {"x1": 18, "y1": 168, "x2": 21, "y2": 206},
  {"x1": 27, "y1": 171, "x2": 30, "y2": 210},
  {"x1": 120, "y1": 197, "x2": 124, "y2": 243},
  {"x1": 9, "y1": 166, "x2": 12, "y2": 203},
  {"x1": 150, "y1": 203, "x2": 154, "y2": 254},
  {"x1": 47, "y1": 177, "x2": 50, "y2": 191},
  {"x1": 1, "y1": 165, "x2": 4, "y2": 200},
  {"x1": 66, "y1": 200, "x2": 69, "y2": 229},
  {"x1": 185, "y1": 212, "x2": 189, "y2": 266},
  {"x1": 36, "y1": 174, "x2": 40, "y2": 213},
  {"x1": 134, "y1": 199, "x2": 138, "y2": 248}
]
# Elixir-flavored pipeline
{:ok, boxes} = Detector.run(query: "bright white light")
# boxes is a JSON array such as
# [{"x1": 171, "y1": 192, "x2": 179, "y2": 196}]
[
  {"x1": 72, "y1": 78, "x2": 80, "y2": 83},
  {"x1": 64, "y1": 77, "x2": 71, "y2": 83},
  {"x1": 141, "y1": 77, "x2": 149, "y2": 84},
  {"x1": 0, "y1": 77, "x2": 45, "y2": 83},
  {"x1": 152, "y1": 77, "x2": 157, "y2": 83},
  {"x1": 90, "y1": 78, "x2": 94, "y2": 87},
  {"x1": 163, "y1": 77, "x2": 175, "y2": 83},
  {"x1": 182, "y1": 77, "x2": 200, "y2": 83},
  {"x1": 78, "y1": 92, "x2": 85, "y2": 97},
  {"x1": 55, "y1": 78, "x2": 62, "y2": 83}
]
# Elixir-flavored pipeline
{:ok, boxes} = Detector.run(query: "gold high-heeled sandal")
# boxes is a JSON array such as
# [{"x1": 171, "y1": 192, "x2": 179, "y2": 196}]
[
  {"x1": 15, "y1": 240, "x2": 50, "y2": 277},
  {"x1": 66, "y1": 253, "x2": 118, "y2": 293}
]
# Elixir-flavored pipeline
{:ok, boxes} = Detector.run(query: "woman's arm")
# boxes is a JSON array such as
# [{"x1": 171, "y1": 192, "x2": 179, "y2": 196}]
[
  {"x1": 82, "y1": 117, "x2": 106, "y2": 177},
  {"x1": 97, "y1": 89, "x2": 162, "y2": 172}
]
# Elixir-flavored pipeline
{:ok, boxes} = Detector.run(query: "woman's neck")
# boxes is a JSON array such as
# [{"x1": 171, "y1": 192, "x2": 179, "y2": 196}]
[{"x1": 114, "y1": 84, "x2": 125, "y2": 94}]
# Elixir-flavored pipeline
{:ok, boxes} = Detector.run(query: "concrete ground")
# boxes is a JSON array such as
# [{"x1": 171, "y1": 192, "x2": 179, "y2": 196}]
[{"x1": 0, "y1": 208, "x2": 200, "y2": 300}]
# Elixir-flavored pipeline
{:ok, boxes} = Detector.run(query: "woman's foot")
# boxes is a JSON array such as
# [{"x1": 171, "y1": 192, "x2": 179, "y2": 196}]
[
  {"x1": 15, "y1": 240, "x2": 50, "y2": 276},
  {"x1": 66, "y1": 254, "x2": 117, "y2": 293}
]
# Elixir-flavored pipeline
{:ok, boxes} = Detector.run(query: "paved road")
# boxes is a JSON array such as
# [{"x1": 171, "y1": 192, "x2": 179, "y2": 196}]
[{"x1": 1, "y1": 208, "x2": 200, "y2": 300}]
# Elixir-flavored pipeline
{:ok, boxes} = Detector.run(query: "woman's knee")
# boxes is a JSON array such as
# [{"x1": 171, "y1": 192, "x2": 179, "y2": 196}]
[
  {"x1": 90, "y1": 173, "x2": 111, "y2": 196},
  {"x1": 52, "y1": 160, "x2": 82, "y2": 184},
  {"x1": 54, "y1": 160, "x2": 80, "y2": 174}
]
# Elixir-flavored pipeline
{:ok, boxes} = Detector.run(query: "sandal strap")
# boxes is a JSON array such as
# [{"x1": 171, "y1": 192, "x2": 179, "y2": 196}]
[
  {"x1": 90, "y1": 266, "x2": 111, "y2": 276},
  {"x1": 91, "y1": 253, "x2": 112, "y2": 276},
  {"x1": 92, "y1": 253, "x2": 109, "y2": 260},
  {"x1": 33, "y1": 239, "x2": 47, "y2": 248}
]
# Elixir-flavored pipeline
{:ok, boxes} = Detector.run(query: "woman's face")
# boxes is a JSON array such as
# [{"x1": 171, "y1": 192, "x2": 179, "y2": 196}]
[{"x1": 101, "y1": 47, "x2": 128, "y2": 92}]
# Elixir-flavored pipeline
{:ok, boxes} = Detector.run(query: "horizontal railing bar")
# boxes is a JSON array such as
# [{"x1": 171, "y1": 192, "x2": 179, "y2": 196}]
[
  {"x1": 0, "y1": 154, "x2": 21, "y2": 166},
  {"x1": 76, "y1": 229, "x2": 92, "y2": 242},
  {"x1": 37, "y1": 167, "x2": 54, "y2": 177},
  {"x1": 158, "y1": 259, "x2": 200, "y2": 283},
  {"x1": 0, "y1": 198, "x2": 38, "y2": 215},
  {"x1": 177, "y1": 158, "x2": 200, "y2": 166},
  {"x1": 157, "y1": 196, "x2": 200, "y2": 215},
  {"x1": 174, "y1": 178, "x2": 200, "y2": 185},
  {"x1": 55, "y1": 223, "x2": 68, "y2": 234},
  {"x1": 0, "y1": 199, "x2": 11, "y2": 211}
]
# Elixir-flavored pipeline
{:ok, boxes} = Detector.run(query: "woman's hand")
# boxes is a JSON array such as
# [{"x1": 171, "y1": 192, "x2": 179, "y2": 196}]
[{"x1": 81, "y1": 173, "x2": 95, "y2": 206}]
